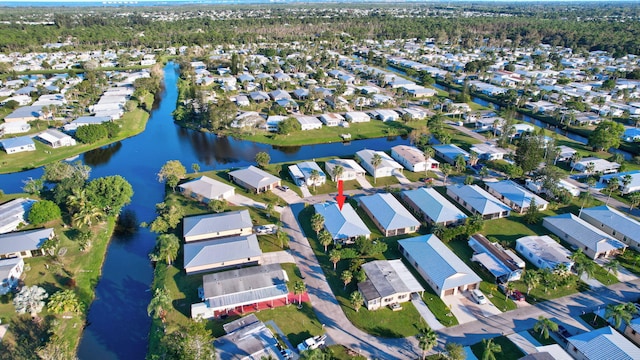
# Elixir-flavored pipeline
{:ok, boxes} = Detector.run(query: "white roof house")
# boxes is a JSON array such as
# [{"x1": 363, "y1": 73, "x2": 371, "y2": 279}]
[
  {"x1": 398, "y1": 234, "x2": 482, "y2": 298},
  {"x1": 446, "y1": 184, "x2": 511, "y2": 220},
  {"x1": 433, "y1": 144, "x2": 470, "y2": 165},
  {"x1": 0, "y1": 198, "x2": 36, "y2": 234},
  {"x1": 0, "y1": 121, "x2": 30, "y2": 135},
  {"x1": 516, "y1": 235, "x2": 574, "y2": 271},
  {"x1": 572, "y1": 157, "x2": 620, "y2": 175},
  {"x1": 313, "y1": 202, "x2": 370, "y2": 242},
  {"x1": 469, "y1": 233, "x2": 524, "y2": 282},
  {"x1": 485, "y1": 180, "x2": 549, "y2": 214},
  {"x1": 600, "y1": 171, "x2": 640, "y2": 194},
  {"x1": 294, "y1": 115, "x2": 323, "y2": 131},
  {"x1": 543, "y1": 213, "x2": 626, "y2": 259},
  {"x1": 358, "y1": 259, "x2": 424, "y2": 310},
  {"x1": 214, "y1": 316, "x2": 283, "y2": 359},
  {"x1": 345, "y1": 111, "x2": 370, "y2": 123},
  {"x1": 183, "y1": 210, "x2": 253, "y2": 242},
  {"x1": 567, "y1": 326, "x2": 640, "y2": 360},
  {"x1": 0, "y1": 136, "x2": 36, "y2": 154},
  {"x1": 178, "y1": 176, "x2": 235, "y2": 202},
  {"x1": 470, "y1": 143, "x2": 509, "y2": 161},
  {"x1": 63, "y1": 116, "x2": 111, "y2": 132},
  {"x1": 355, "y1": 149, "x2": 403, "y2": 179},
  {"x1": 36, "y1": 129, "x2": 76, "y2": 148},
  {"x1": 401, "y1": 187, "x2": 467, "y2": 226},
  {"x1": 358, "y1": 193, "x2": 420, "y2": 237},
  {"x1": 183, "y1": 234, "x2": 262, "y2": 274},
  {"x1": 319, "y1": 113, "x2": 344, "y2": 127},
  {"x1": 228, "y1": 166, "x2": 281, "y2": 194},
  {"x1": 0, "y1": 257, "x2": 23, "y2": 295},
  {"x1": 580, "y1": 205, "x2": 640, "y2": 252},
  {"x1": 391, "y1": 145, "x2": 439, "y2": 173},
  {"x1": 324, "y1": 158, "x2": 366, "y2": 181},
  {"x1": 288, "y1": 161, "x2": 326, "y2": 187},
  {"x1": 375, "y1": 109, "x2": 399, "y2": 122}
]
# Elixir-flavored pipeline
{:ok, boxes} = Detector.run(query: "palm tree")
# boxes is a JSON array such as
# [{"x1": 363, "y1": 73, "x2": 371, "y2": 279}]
[
  {"x1": 319, "y1": 230, "x2": 333, "y2": 253},
  {"x1": 418, "y1": 328, "x2": 438, "y2": 359},
  {"x1": 155, "y1": 234, "x2": 180, "y2": 265},
  {"x1": 604, "y1": 259, "x2": 620, "y2": 277},
  {"x1": 622, "y1": 174, "x2": 633, "y2": 193},
  {"x1": 311, "y1": 213, "x2": 325, "y2": 236},
  {"x1": 147, "y1": 286, "x2": 171, "y2": 325},
  {"x1": 481, "y1": 338, "x2": 502, "y2": 360},
  {"x1": 571, "y1": 250, "x2": 597, "y2": 280},
  {"x1": 329, "y1": 249, "x2": 341, "y2": 271},
  {"x1": 371, "y1": 153, "x2": 382, "y2": 185},
  {"x1": 47, "y1": 289, "x2": 83, "y2": 315},
  {"x1": 606, "y1": 177, "x2": 619, "y2": 205},
  {"x1": 440, "y1": 163, "x2": 452, "y2": 186},
  {"x1": 454, "y1": 154, "x2": 467, "y2": 173},
  {"x1": 293, "y1": 280, "x2": 306, "y2": 306},
  {"x1": 66, "y1": 187, "x2": 88, "y2": 215},
  {"x1": 570, "y1": 153, "x2": 582, "y2": 174},
  {"x1": 522, "y1": 270, "x2": 540, "y2": 295},
  {"x1": 333, "y1": 165, "x2": 344, "y2": 183},
  {"x1": 341, "y1": 270, "x2": 353, "y2": 290},
  {"x1": 72, "y1": 204, "x2": 104, "y2": 228},
  {"x1": 629, "y1": 192, "x2": 640, "y2": 212},
  {"x1": 579, "y1": 179, "x2": 596, "y2": 216},
  {"x1": 350, "y1": 291, "x2": 364, "y2": 313},
  {"x1": 605, "y1": 302, "x2": 638, "y2": 328},
  {"x1": 277, "y1": 229, "x2": 289, "y2": 249},
  {"x1": 309, "y1": 169, "x2": 321, "y2": 191},
  {"x1": 534, "y1": 316, "x2": 558, "y2": 339}
]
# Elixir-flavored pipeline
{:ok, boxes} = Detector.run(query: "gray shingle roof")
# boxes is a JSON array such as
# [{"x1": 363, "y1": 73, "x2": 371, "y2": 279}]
[
  {"x1": 228, "y1": 166, "x2": 281, "y2": 189},
  {"x1": 178, "y1": 176, "x2": 235, "y2": 200},
  {"x1": 447, "y1": 184, "x2": 511, "y2": 215},
  {"x1": 543, "y1": 213, "x2": 626, "y2": 254},
  {"x1": 313, "y1": 202, "x2": 370, "y2": 240},
  {"x1": 399, "y1": 234, "x2": 481, "y2": 291},
  {"x1": 359, "y1": 193, "x2": 420, "y2": 231},
  {"x1": 567, "y1": 326, "x2": 640, "y2": 360},
  {"x1": 0, "y1": 228, "x2": 53, "y2": 255},
  {"x1": 183, "y1": 210, "x2": 252, "y2": 239},
  {"x1": 402, "y1": 187, "x2": 467, "y2": 224},
  {"x1": 183, "y1": 234, "x2": 261, "y2": 270}
]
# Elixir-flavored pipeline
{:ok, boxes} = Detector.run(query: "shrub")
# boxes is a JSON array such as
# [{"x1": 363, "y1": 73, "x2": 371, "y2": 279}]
[{"x1": 28, "y1": 200, "x2": 61, "y2": 225}]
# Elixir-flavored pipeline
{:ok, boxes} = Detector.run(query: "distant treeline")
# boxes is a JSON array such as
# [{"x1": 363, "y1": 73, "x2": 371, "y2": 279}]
[{"x1": 1, "y1": 4, "x2": 640, "y2": 56}]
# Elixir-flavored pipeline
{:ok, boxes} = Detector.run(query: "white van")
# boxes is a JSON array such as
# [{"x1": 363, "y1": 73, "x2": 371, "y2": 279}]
[{"x1": 471, "y1": 289, "x2": 487, "y2": 305}]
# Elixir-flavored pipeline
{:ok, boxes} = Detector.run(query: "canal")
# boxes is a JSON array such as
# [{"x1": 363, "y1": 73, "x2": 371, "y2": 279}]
[{"x1": 0, "y1": 62, "x2": 411, "y2": 359}]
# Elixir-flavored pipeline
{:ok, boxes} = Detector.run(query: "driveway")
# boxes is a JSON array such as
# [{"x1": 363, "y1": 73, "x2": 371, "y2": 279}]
[
  {"x1": 261, "y1": 250, "x2": 296, "y2": 265},
  {"x1": 273, "y1": 187, "x2": 304, "y2": 205},
  {"x1": 442, "y1": 294, "x2": 478, "y2": 324}
]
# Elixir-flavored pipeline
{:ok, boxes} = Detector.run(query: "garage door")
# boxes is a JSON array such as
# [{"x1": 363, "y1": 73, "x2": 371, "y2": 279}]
[{"x1": 444, "y1": 288, "x2": 455, "y2": 296}]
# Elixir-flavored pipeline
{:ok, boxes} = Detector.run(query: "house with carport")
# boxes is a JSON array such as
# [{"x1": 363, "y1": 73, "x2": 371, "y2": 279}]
[
  {"x1": 399, "y1": 234, "x2": 481, "y2": 298},
  {"x1": 0, "y1": 257, "x2": 23, "y2": 295},
  {"x1": 324, "y1": 158, "x2": 366, "y2": 182},
  {"x1": 433, "y1": 144, "x2": 470, "y2": 165},
  {"x1": 358, "y1": 193, "x2": 420, "y2": 237},
  {"x1": 0, "y1": 198, "x2": 36, "y2": 234},
  {"x1": 391, "y1": 145, "x2": 439, "y2": 173},
  {"x1": 567, "y1": 326, "x2": 640, "y2": 360},
  {"x1": 183, "y1": 210, "x2": 253, "y2": 243},
  {"x1": 294, "y1": 115, "x2": 323, "y2": 131},
  {"x1": 542, "y1": 213, "x2": 626, "y2": 259},
  {"x1": 183, "y1": 234, "x2": 262, "y2": 274},
  {"x1": 178, "y1": 176, "x2": 235, "y2": 203},
  {"x1": 485, "y1": 180, "x2": 548, "y2": 214},
  {"x1": 0, "y1": 228, "x2": 54, "y2": 259},
  {"x1": 345, "y1": 111, "x2": 370, "y2": 123},
  {"x1": 446, "y1": 184, "x2": 511, "y2": 220},
  {"x1": 515, "y1": 235, "x2": 574, "y2": 271},
  {"x1": 579, "y1": 205, "x2": 640, "y2": 251},
  {"x1": 214, "y1": 314, "x2": 285, "y2": 359},
  {"x1": 36, "y1": 129, "x2": 76, "y2": 148},
  {"x1": 469, "y1": 233, "x2": 524, "y2": 283},
  {"x1": 228, "y1": 166, "x2": 281, "y2": 194},
  {"x1": 319, "y1": 113, "x2": 344, "y2": 127},
  {"x1": 288, "y1": 161, "x2": 326, "y2": 187},
  {"x1": 358, "y1": 259, "x2": 424, "y2": 310},
  {"x1": 401, "y1": 187, "x2": 467, "y2": 226},
  {"x1": 313, "y1": 202, "x2": 370, "y2": 243},
  {"x1": 355, "y1": 149, "x2": 403, "y2": 179}
]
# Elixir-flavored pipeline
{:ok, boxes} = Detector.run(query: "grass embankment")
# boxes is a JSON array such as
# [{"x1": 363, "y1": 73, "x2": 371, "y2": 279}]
[
  {"x1": 0, "y1": 99, "x2": 151, "y2": 174},
  {"x1": 470, "y1": 336, "x2": 524, "y2": 360},
  {"x1": 0, "y1": 193, "x2": 117, "y2": 355}
]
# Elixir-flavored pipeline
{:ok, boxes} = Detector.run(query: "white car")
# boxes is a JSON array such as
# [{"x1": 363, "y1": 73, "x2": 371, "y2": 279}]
[
  {"x1": 297, "y1": 335, "x2": 326, "y2": 352},
  {"x1": 471, "y1": 289, "x2": 487, "y2": 305}
]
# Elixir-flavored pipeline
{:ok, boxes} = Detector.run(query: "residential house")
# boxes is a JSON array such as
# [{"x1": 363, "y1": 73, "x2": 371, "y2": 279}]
[
  {"x1": 0, "y1": 121, "x2": 30, "y2": 135},
  {"x1": 288, "y1": 161, "x2": 326, "y2": 187},
  {"x1": 63, "y1": 116, "x2": 111, "y2": 132},
  {"x1": 178, "y1": 176, "x2": 235, "y2": 203},
  {"x1": 249, "y1": 91, "x2": 270, "y2": 103},
  {"x1": 433, "y1": 144, "x2": 470, "y2": 165},
  {"x1": 446, "y1": 184, "x2": 511, "y2": 220},
  {"x1": 292, "y1": 88, "x2": 309, "y2": 100},
  {"x1": 0, "y1": 136, "x2": 36, "y2": 154},
  {"x1": 235, "y1": 95, "x2": 250, "y2": 107},
  {"x1": 183, "y1": 234, "x2": 262, "y2": 274},
  {"x1": 345, "y1": 111, "x2": 370, "y2": 123},
  {"x1": 355, "y1": 149, "x2": 403, "y2": 179},
  {"x1": 3, "y1": 105, "x2": 43, "y2": 123},
  {"x1": 265, "y1": 115, "x2": 286, "y2": 132},
  {"x1": 401, "y1": 107, "x2": 428, "y2": 120},
  {"x1": 294, "y1": 115, "x2": 323, "y2": 131},
  {"x1": 543, "y1": 213, "x2": 627, "y2": 259},
  {"x1": 401, "y1": 187, "x2": 468, "y2": 226},
  {"x1": 398, "y1": 234, "x2": 482, "y2": 298},
  {"x1": 324, "y1": 158, "x2": 366, "y2": 182},
  {"x1": 580, "y1": 205, "x2": 640, "y2": 251},
  {"x1": 599, "y1": 171, "x2": 640, "y2": 194},
  {"x1": 0, "y1": 257, "x2": 23, "y2": 295},
  {"x1": 572, "y1": 157, "x2": 620, "y2": 175},
  {"x1": 319, "y1": 113, "x2": 344, "y2": 127},
  {"x1": 231, "y1": 112, "x2": 265, "y2": 129},
  {"x1": 269, "y1": 89, "x2": 291, "y2": 101},
  {"x1": 556, "y1": 145, "x2": 577, "y2": 162},
  {"x1": 470, "y1": 143, "x2": 509, "y2": 161},
  {"x1": 469, "y1": 233, "x2": 524, "y2": 283},
  {"x1": 375, "y1": 109, "x2": 399, "y2": 122},
  {"x1": 228, "y1": 166, "x2": 281, "y2": 194},
  {"x1": 624, "y1": 317, "x2": 640, "y2": 347},
  {"x1": 183, "y1": 210, "x2": 253, "y2": 243},
  {"x1": 525, "y1": 178, "x2": 581, "y2": 198},
  {"x1": 566, "y1": 326, "x2": 640, "y2": 360},
  {"x1": 391, "y1": 145, "x2": 439, "y2": 173},
  {"x1": 36, "y1": 129, "x2": 76, "y2": 148},
  {"x1": 485, "y1": 180, "x2": 549, "y2": 214},
  {"x1": 313, "y1": 202, "x2": 370, "y2": 243},
  {"x1": 192, "y1": 266, "x2": 288, "y2": 319},
  {"x1": 0, "y1": 228, "x2": 54, "y2": 259},
  {"x1": 0, "y1": 198, "x2": 36, "y2": 234},
  {"x1": 516, "y1": 235, "x2": 574, "y2": 271},
  {"x1": 214, "y1": 314, "x2": 285, "y2": 359},
  {"x1": 358, "y1": 260, "x2": 424, "y2": 310},
  {"x1": 358, "y1": 193, "x2": 420, "y2": 237}
]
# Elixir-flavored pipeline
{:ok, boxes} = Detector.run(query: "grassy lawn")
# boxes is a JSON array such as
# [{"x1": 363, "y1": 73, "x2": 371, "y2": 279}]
[
  {"x1": 592, "y1": 265, "x2": 620, "y2": 285},
  {"x1": 325, "y1": 345, "x2": 367, "y2": 360},
  {"x1": 232, "y1": 118, "x2": 421, "y2": 146},
  {"x1": 365, "y1": 174, "x2": 399, "y2": 188},
  {"x1": 617, "y1": 249, "x2": 640, "y2": 277},
  {"x1": 0, "y1": 108, "x2": 150, "y2": 174},
  {"x1": 470, "y1": 336, "x2": 524, "y2": 360},
  {"x1": 528, "y1": 328, "x2": 558, "y2": 346}
]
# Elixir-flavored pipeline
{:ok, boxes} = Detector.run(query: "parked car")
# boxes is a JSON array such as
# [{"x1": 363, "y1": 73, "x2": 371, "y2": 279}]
[
  {"x1": 510, "y1": 289, "x2": 525, "y2": 301},
  {"x1": 256, "y1": 226, "x2": 270, "y2": 234},
  {"x1": 297, "y1": 335, "x2": 327, "y2": 352},
  {"x1": 470, "y1": 289, "x2": 487, "y2": 305}
]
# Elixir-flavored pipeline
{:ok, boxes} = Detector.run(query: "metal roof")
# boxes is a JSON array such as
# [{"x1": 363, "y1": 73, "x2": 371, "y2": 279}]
[
  {"x1": 183, "y1": 234, "x2": 261, "y2": 270},
  {"x1": 485, "y1": 180, "x2": 549, "y2": 209},
  {"x1": 0, "y1": 136, "x2": 35, "y2": 150},
  {"x1": 0, "y1": 228, "x2": 53, "y2": 255},
  {"x1": 516, "y1": 235, "x2": 573, "y2": 269},
  {"x1": 228, "y1": 166, "x2": 281, "y2": 189},
  {"x1": 447, "y1": 184, "x2": 511, "y2": 215},
  {"x1": 0, "y1": 198, "x2": 35, "y2": 234},
  {"x1": 402, "y1": 187, "x2": 467, "y2": 224},
  {"x1": 178, "y1": 176, "x2": 235, "y2": 201},
  {"x1": 567, "y1": 326, "x2": 640, "y2": 360},
  {"x1": 313, "y1": 202, "x2": 370, "y2": 240},
  {"x1": 359, "y1": 193, "x2": 420, "y2": 231},
  {"x1": 215, "y1": 317, "x2": 282, "y2": 360},
  {"x1": 391, "y1": 145, "x2": 426, "y2": 166},
  {"x1": 183, "y1": 210, "x2": 252, "y2": 239},
  {"x1": 543, "y1": 213, "x2": 626, "y2": 254},
  {"x1": 399, "y1": 234, "x2": 481, "y2": 291},
  {"x1": 361, "y1": 259, "x2": 424, "y2": 299},
  {"x1": 580, "y1": 205, "x2": 640, "y2": 243}
]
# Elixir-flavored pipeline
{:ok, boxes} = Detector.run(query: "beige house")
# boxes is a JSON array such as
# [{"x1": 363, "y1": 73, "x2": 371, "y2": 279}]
[
  {"x1": 0, "y1": 228, "x2": 54, "y2": 259},
  {"x1": 183, "y1": 210, "x2": 253, "y2": 243},
  {"x1": 183, "y1": 234, "x2": 262, "y2": 274},
  {"x1": 358, "y1": 193, "x2": 420, "y2": 237},
  {"x1": 358, "y1": 259, "x2": 424, "y2": 310},
  {"x1": 228, "y1": 166, "x2": 281, "y2": 194}
]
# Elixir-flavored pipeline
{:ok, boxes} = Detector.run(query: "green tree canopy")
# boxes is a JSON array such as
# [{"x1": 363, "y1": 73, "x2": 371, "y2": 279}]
[
  {"x1": 28, "y1": 200, "x2": 61, "y2": 225},
  {"x1": 588, "y1": 121, "x2": 625, "y2": 151},
  {"x1": 86, "y1": 175, "x2": 134, "y2": 216},
  {"x1": 158, "y1": 160, "x2": 187, "y2": 191}
]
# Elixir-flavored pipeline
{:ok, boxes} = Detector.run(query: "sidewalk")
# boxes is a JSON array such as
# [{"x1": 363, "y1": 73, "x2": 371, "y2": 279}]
[
  {"x1": 411, "y1": 293, "x2": 445, "y2": 330},
  {"x1": 507, "y1": 331, "x2": 541, "y2": 355}
]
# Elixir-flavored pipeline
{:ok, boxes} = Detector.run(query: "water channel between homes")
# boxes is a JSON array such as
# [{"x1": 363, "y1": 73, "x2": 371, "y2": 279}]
[{"x1": 0, "y1": 62, "x2": 411, "y2": 359}]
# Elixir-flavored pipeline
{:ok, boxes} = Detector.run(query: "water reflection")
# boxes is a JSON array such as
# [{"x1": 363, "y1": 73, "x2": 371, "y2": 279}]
[{"x1": 84, "y1": 142, "x2": 123, "y2": 167}]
